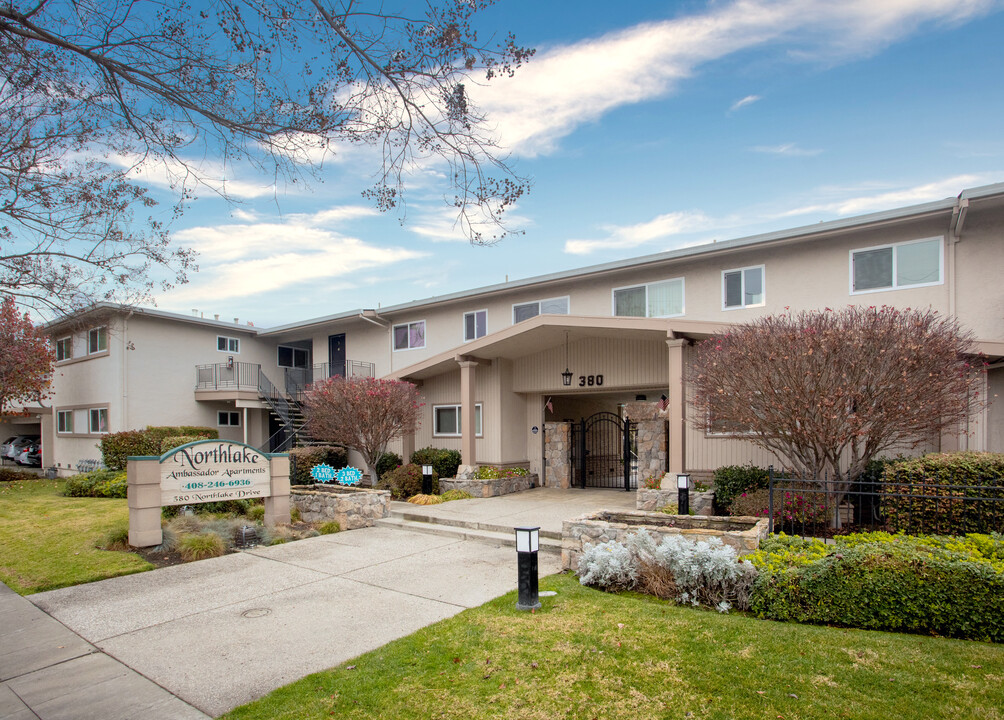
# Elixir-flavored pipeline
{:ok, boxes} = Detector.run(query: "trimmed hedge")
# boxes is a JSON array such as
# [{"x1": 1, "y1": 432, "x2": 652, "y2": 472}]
[
  {"x1": 713, "y1": 464, "x2": 770, "y2": 511},
  {"x1": 376, "y1": 452, "x2": 403, "y2": 478},
  {"x1": 748, "y1": 532, "x2": 1004, "y2": 642},
  {"x1": 160, "y1": 435, "x2": 211, "y2": 453},
  {"x1": 99, "y1": 426, "x2": 218, "y2": 469},
  {"x1": 64, "y1": 470, "x2": 128, "y2": 498},
  {"x1": 288, "y1": 445, "x2": 348, "y2": 485},
  {"x1": 882, "y1": 452, "x2": 1004, "y2": 535},
  {"x1": 378, "y1": 462, "x2": 439, "y2": 499},
  {"x1": 0, "y1": 467, "x2": 41, "y2": 482},
  {"x1": 411, "y1": 447, "x2": 462, "y2": 480}
]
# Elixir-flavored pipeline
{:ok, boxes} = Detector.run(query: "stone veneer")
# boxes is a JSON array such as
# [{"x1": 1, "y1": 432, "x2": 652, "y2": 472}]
[
  {"x1": 440, "y1": 471, "x2": 537, "y2": 498},
  {"x1": 543, "y1": 422, "x2": 571, "y2": 488},
  {"x1": 636, "y1": 489, "x2": 714, "y2": 515},
  {"x1": 623, "y1": 402, "x2": 667, "y2": 484},
  {"x1": 562, "y1": 509, "x2": 768, "y2": 570},
  {"x1": 290, "y1": 484, "x2": 390, "y2": 530}
]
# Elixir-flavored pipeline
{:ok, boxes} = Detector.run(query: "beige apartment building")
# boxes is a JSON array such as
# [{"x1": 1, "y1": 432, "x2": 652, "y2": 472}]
[{"x1": 6, "y1": 181, "x2": 1004, "y2": 484}]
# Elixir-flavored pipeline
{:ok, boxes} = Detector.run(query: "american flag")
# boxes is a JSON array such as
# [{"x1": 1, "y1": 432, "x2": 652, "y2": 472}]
[
  {"x1": 545, "y1": 398, "x2": 554, "y2": 413},
  {"x1": 657, "y1": 394, "x2": 669, "y2": 411}
]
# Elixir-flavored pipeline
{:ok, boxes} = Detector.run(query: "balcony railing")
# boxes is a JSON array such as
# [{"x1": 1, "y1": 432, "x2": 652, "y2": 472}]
[
  {"x1": 284, "y1": 361, "x2": 377, "y2": 397},
  {"x1": 195, "y1": 361, "x2": 260, "y2": 391},
  {"x1": 196, "y1": 359, "x2": 377, "y2": 395}
]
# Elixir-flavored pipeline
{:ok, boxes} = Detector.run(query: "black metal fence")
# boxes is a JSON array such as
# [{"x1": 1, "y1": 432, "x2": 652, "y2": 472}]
[{"x1": 766, "y1": 466, "x2": 1004, "y2": 538}]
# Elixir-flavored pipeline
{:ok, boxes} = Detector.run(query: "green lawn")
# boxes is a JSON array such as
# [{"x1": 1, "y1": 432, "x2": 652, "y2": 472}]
[
  {"x1": 224, "y1": 572, "x2": 1004, "y2": 720},
  {"x1": 0, "y1": 478, "x2": 152, "y2": 594}
]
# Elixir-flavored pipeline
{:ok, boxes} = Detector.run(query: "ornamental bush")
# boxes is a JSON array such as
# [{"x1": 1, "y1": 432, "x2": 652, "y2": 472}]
[
  {"x1": 748, "y1": 532, "x2": 1004, "y2": 642},
  {"x1": 288, "y1": 445, "x2": 348, "y2": 485},
  {"x1": 411, "y1": 447, "x2": 462, "y2": 479},
  {"x1": 713, "y1": 464, "x2": 770, "y2": 512},
  {"x1": 378, "y1": 462, "x2": 439, "y2": 499},
  {"x1": 881, "y1": 452, "x2": 1004, "y2": 535},
  {"x1": 160, "y1": 435, "x2": 210, "y2": 453},
  {"x1": 99, "y1": 425, "x2": 219, "y2": 469},
  {"x1": 376, "y1": 451, "x2": 403, "y2": 478},
  {"x1": 0, "y1": 467, "x2": 41, "y2": 482},
  {"x1": 473, "y1": 465, "x2": 529, "y2": 480},
  {"x1": 64, "y1": 469, "x2": 127, "y2": 498}
]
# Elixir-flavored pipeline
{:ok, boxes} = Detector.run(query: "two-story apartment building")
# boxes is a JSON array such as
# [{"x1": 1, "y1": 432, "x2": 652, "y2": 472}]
[{"x1": 7, "y1": 181, "x2": 1004, "y2": 483}]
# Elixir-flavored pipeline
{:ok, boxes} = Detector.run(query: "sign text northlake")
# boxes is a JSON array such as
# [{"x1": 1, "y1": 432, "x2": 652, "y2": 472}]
[{"x1": 160, "y1": 442, "x2": 272, "y2": 506}]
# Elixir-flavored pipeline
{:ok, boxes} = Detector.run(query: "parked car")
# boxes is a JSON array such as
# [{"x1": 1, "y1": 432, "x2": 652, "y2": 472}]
[
  {"x1": 0, "y1": 437, "x2": 17, "y2": 460},
  {"x1": 17, "y1": 441, "x2": 41, "y2": 467},
  {"x1": 5, "y1": 435, "x2": 39, "y2": 462}
]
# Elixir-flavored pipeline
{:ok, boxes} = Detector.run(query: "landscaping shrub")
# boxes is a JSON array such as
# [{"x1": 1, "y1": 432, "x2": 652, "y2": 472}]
[
  {"x1": 411, "y1": 447, "x2": 462, "y2": 479},
  {"x1": 728, "y1": 485, "x2": 829, "y2": 528},
  {"x1": 160, "y1": 435, "x2": 210, "y2": 453},
  {"x1": 641, "y1": 472, "x2": 665, "y2": 490},
  {"x1": 748, "y1": 532, "x2": 1004, "y2": 641},
  {"x1": 98, "y1": 524, "x2": 131, "y2": 551},
  {"x1": 408, "y1": 493, "x2": 444, "y2": 505},
  {"x1": 713, "y1": 464, "x2": 770, "y2": 512},
  {"x1": 440, "y1": 489, "x2": 474, "y2": 502},
  {"x1": 317, "y1": 521, "x2": 340, "y2": 535},
  {"x1": 376, "y1": 451, "x2": 402, "y2": 478},
  {"x1": 378, "y1": 462, "x2": 439, "y2": 499},
  {"x1": 288, "y1": 445, "x2": 348, "y2": 485},
  {"x1": 881, "y1": 452, "x2": 1004, "y2": 535},
  {"x1": 177, "y1": 532, "x2": 226, "y2": 561},
  {"x1": 161, "y1": 498, "x2": 262, "y2": 518},
  {"x1": 64, "y1": 470, "x2": 128, "y2": 498},
  {"x1": 0, "y1": 467, "x2": 40, "y2": 482},
  {"x1": 473, "y1": 465, "x2": 529, "y2": 480},
  {"x1": 100, "y1": 426, "x2": 219, "y2": 469}
]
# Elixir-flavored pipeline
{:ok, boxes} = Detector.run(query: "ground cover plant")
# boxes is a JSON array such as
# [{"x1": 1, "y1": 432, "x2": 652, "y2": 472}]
[
  {"x1": 221, "y1": 572, "x2": 1004, "y2": 720},
  {"x1": 0, "y1": 478, "x2": 152, "y2": 593}
]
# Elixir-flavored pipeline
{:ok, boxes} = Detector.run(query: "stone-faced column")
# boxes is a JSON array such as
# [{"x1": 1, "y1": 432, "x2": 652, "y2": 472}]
[
  {"x1": 666, "y1": 338, "x2": 687, "y2": 482},
  {"x1": 265, "y1": 454, "x2": 291, "y2": 527},
  {"x1": 458, "y1": 360, "x2": 478, "y2": 467}
]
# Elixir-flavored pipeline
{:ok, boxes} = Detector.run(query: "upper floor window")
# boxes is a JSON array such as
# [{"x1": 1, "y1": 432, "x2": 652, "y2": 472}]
[
  {"x1": 850, "y1": 237, "x2": 943, "y2": 293},
  {"x1": 513, "y1": 296, "x2": 569, "y2": 324},
  {"x1": 613, "y1": 278, "x2": 684, "y2": 318},
  {"x1": 217, "y1": 336, "x2": 240, "y2": 353},
  {"x1": 88, "y1": 327, "x2": 108, "y2": 354},
  {"x1": 55, "y1": 336, "x2": 72, "y2": 362},
  {"x1": 57, "y1": 410, "x2": 73, "y2": 433},
  {"x1": 393, "y1": 320, "x2": 426, "y2": 351},
  {"x1": 277, "y1": 345, "x2": 309, "y2": 368},
  {"x1": 464, "y1": 310, "x2": 487, "y2": 342},
  {"x1": 722, "y1": 265, "x2": 764, "y2": 309}
]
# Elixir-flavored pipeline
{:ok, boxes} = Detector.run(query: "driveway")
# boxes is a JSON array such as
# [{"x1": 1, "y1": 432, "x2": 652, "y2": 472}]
[{"x1": 29, "y1": 526, "x2": 562, "y2": 717}]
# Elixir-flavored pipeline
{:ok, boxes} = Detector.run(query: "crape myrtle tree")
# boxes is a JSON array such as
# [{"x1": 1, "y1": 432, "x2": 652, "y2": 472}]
[
  {"x1": 304, "y1": 376, "x2": 421, "y2": 482},
  {"x1": 689, "y1": 306, "x2": 984, "y2": 510},
  {"x1": 0, "y1": 295, "x2": 55, "y2": 414},
  {"x1": 0, "y1": 0, "x2": 533, "y2": 317}
]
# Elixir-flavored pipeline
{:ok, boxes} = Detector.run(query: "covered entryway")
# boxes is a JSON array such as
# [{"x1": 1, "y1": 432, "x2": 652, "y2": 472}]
[{"x1": 570, "y1": 411, "x2": 637, "y2": 490}]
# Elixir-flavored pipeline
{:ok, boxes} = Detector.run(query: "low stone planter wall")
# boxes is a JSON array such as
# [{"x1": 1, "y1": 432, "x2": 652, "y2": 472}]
[
  {"x1": 290, "y1": 484, "x2": 390, "y2": 530},
  {"x1": 562, "y1": 509, "x2": 768, "y2": 570},
  {"x1": 439, "y1": 473, "x2": 537, "y2": 498},
  {"x1": 636, "y1": 489, "x2": 714, "y2": 515}
]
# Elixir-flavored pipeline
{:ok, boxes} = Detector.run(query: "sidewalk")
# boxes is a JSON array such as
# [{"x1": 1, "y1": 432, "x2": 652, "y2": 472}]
[{"x1": 0, "y1": 581, "x2": 208, "y2": 720}]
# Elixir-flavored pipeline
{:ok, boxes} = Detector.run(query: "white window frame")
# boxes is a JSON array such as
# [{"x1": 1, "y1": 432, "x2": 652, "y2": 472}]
[
  {"x1": 463, "y1": 309, "x2": 487, "y2": 342},
  {"x1": 392, "y1": 320, "x2": 426, "y2": 351},
  {"x1": 88, "y1": 327, "x2": 108, "y2": 354},
  {"x1": 88, "y1": 408, "x2": 108, "y2": 434},
  {"x1": 512, "y1": 295, "x2": 570, "y2": 324},
  {"x1": 277, "y1": 345, "x2": 309, "y2": 368},
  {"x1": 218, "y1": 411, "x2": 241, "y2": 427},
  {"x1": 56, "y1": 410, "x2": 73, "y2": 434},
  {"x1": 611, "y1": 277, "x2": 685, "y2": 318},
  {"x1": 55, "y1": 336, "x2": 72, "y2": 362},
  {"x1": 432, "y1": 403, "x2": 483, "y2": 437},
  {"x1": 848, "y1": 236, "x2": 944, "y2": 295},
  {"x1": 217, "y1": 336, "x2": 240, "y2": 354},
  {"x1": 722, "y1": 265, "x2": 765, "y2": 310}
]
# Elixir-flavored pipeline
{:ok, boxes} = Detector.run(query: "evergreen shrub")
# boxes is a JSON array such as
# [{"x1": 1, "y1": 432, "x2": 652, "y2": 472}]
[
  {"x1": 378, "y1": 462, "x2": 439, "y2": 499},
  {"x1": 411, "y1": 447, "x2": 462, "y2": 479},
  {"x1": 288, "y1": 445, "x2": 348, "y2": 485}
]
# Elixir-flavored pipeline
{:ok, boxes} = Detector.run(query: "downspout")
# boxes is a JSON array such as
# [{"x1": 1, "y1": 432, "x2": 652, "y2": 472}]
[
  {"x1": 122, "y1": 310, "x2": 134, "y2": 430},
  {"x1": 948, "y1": 198, "x2": 968, "y2": 319}
]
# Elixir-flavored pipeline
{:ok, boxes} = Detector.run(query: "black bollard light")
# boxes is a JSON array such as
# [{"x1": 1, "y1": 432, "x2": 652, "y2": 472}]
[
  {"x1": 676, "y1": 473, "x2": 690, "y2": 515},
  {"x1": 421, "y1": 464, "x2": 433, "y2": 495},
  {"x1": 514, "y1": 526, "x2": 541, "y2": 611}
]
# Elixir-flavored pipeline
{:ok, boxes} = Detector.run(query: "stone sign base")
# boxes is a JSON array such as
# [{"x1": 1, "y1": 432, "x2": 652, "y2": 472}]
[
  {"x1": 562, "y1": 509, "x2": 768, "y2": 570},
  {"x1": 290, "y1": 484, "x2": 390, "y2": 530}
]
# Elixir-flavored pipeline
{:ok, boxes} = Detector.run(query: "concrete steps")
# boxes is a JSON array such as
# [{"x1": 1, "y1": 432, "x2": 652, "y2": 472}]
[{"x1": 375, "y1": 511, "x2": 563, "y2": 555}]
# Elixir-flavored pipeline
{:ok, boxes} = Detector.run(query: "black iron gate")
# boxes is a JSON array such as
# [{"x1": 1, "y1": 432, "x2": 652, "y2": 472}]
[{"x1": 570, "y1": 412, "x2": 637, "y2": 491}]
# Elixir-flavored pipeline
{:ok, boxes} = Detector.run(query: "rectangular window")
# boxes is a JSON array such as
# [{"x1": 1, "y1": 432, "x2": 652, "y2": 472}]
[
  {"x1": 613, "y1": 278, "x2": 684, "y2": 318},
  {"x1": 722, "y1": 265, "x2": 764, "y2": 309},
  {"x1": 218, "y1": 411, "x2": 241, "y2": 427},
  {"x1": 89, "y1": 408, "x2": 108, "y2": 434},
  {"x1": 392, "y1": 321, "x2": 426, "y2": 351},
  {"x1": 433, "y1": 404, "x2": 483, "y2": 437},
  {"x1": 512, "y1": 296, "x2": 570, "y2": 324},
  {"x1": 850, "y1": 237, "x2": 943, "y2": 293},
  {"x1": 57, "y1": 410, "x2": 73, "y2": 433},
  {"x1": 88, "y1": 327, "x2": 107, "y2": 354},
  {"x1": 277, "y1": 346, "x2": 309, "y2": 368},
  {"x1": 55, "y1": 337, "x2": 72, "y2": 362},
  {"x1": 217, "y1": 336, "x2": 240, "y2": 353},
  {"x1": 464, "y1": 310, "x2": 487, "y2": 341}
]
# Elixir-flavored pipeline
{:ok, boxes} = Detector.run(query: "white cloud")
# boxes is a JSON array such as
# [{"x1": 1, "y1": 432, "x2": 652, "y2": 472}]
[
  {"x1": 777, "y1": 174, "x2": 993, "y2": 217},
  {"x1": 470, "y1": 0, "x2": 997, "y2": 156},
  {"x1": 750, "y1": 143, "x2": 823, "y2": 156},
  {"x1": 108, "y1": 153, "x2": 280, "y2": 199},
  {"x1": 730, "y1": 94, "x2": 762, "y2": 111},
  {"x1": 565, "y1": 210, "x2": 713, "y2": 254}
]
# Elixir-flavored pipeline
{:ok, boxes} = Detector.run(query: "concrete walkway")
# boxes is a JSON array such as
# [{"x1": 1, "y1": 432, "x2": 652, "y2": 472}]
[{"x1": 9, "y1": 487, "x2": 633, "y2": 718}]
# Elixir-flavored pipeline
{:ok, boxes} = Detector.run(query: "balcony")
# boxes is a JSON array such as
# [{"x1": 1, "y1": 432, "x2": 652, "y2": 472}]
[{"x1": 195, "y1": 360, "x2": 377, "y2": 398}]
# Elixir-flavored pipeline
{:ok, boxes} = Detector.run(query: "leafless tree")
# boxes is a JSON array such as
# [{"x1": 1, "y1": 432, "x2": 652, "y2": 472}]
[{"x1": 0, "y1": 0, "x2": 533, "y2": 316}]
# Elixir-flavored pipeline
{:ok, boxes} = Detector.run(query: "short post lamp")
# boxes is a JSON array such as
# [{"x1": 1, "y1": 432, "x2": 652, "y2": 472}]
[
  {"x1": 676, "y1": 474, "x2": 690, "y2": 515},
  {"x1": 421, "y1": 464, "x2": 434, "y2": 495},
  {"x1": 514, "y1": 526, "x2": 541, "y2": 611}
]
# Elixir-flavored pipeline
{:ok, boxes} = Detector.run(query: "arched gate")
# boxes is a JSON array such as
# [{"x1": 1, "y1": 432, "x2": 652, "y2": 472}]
[{"x1": 570, "y1": 412, "x2": 638, "y2": 491}]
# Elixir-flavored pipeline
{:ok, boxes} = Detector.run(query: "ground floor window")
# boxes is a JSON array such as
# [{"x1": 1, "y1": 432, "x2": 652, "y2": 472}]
[
  {"x1": 57, "y1": 410, "x2": 73, "y2": 433},
  {"x1": 433, "y1": 403, "x2": 483, "y2": 437},
  {"x1": 218, "y1": 411, "x2": 241, "y2": 427},
  {"x1": 88, "y1": 408, "x2": 108, "y2": 434}
]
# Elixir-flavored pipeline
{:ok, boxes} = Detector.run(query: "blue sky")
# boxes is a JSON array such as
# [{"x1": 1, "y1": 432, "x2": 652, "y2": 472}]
[{"x1": 148, "y1": 0, "x2": 1004, "y2": 327}]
